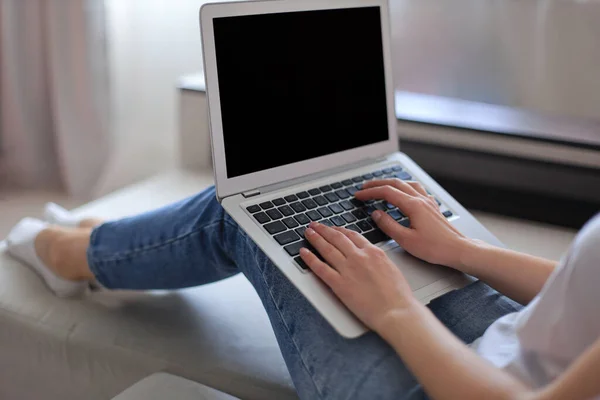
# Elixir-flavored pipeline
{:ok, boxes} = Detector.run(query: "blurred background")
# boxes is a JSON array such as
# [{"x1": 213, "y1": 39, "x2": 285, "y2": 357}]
[{"x1": 1, "y1": 0, "x2": 599, "y2": 235}]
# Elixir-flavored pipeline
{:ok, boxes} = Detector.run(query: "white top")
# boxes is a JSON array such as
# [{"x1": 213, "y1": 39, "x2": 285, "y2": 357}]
[{"x1": 475, "y1": 214, "x2": 600, "y2": 394}]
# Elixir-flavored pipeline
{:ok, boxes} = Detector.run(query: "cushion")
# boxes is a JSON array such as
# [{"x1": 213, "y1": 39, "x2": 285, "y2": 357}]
[
  {"x1": 0, "y1": 170, "x2": 296, "y2": 400},
  {"x1": 112, "y1": 373, "x2": 239, "y2": 400}
]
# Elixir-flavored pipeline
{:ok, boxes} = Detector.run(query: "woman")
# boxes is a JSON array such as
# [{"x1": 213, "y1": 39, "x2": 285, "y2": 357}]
[{"x1": 5, "y1": 179, "x2": 600, "y2": 400}]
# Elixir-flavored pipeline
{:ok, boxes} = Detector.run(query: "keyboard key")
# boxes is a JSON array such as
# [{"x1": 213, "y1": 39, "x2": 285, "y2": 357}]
[
  {"x1": 329, "y1": 203, "x2": 344, "y2": 214},
  {"x1": 374, "y1": 202, "x2": 387, "y2": 211},
  {"x1": 335, "y1": 189, "x2": 350, "y2": 199},
  {"x1": 366, "y1": 217, "x2": 377, "y2": 228},
  {"x1": 308, "y1": 188, "x2": 321, "y2": 196},
  {"x1": 278, "y1": 205, "x2": 294, "y2": 216},
  {"x1": 296, "y1": 191, "x2": 310, "y2": 199},
  {"x1": 318, "y1": 185, "x2": 332, "y2": 192},
  {"x1": 362, "y1": 173, "x2": 374, "y2": 180},
  {"x1": 382, "y1": 168, "x2": 392, "y2": 174},
  {"x1": 317, "y1": 207, "x2": 333, "y2": 218},
  {"x1": 357, "y1": 220, "x2": 372, "y2": 232},
  {"x1": 342, "y1": 179, "x2": 353, "y2": 186},
  {"x1": 340, "y1": 200, "x2": 354, "y2": 211},
  {"x1": 306, "y1": 210, "x2": 322, "y2": 221},
  {"x1": 301, "y1": 198, "x2": 318, "y2": 209},
  {"x1": 350, "y1": 198, "x2": 365, "y2": 207},
  {"x1": 346, "y1": 186, "x2": 358, "y2": 196},
  {"x1": 345, "y1": 224, "x2": 361, "y2": 233},
  {"x1": 295, "y1": 213, "x2": 311, "y2": 225},
  {"x1": 342, "y1": 212, "x2": 357, "y2": 223},
  {"x1": 314, "y1": 195, "x2": 328, "y2": 206},
  {"x1": 352, "y1": 176, "x2": 363, "y2": 183},
  {"x1": 321, "y1": 219, "x2": 334, "y2": 227},
  {"x1": 284, "y1": 194, "x2": 298, "y2": 202},
  {"x1": 399, "y1": 218, "x2": 411, "y2": 228},
  {"x1": 272, "y1": 198, "x2": 286, "y2": 206},
  {"x1": 253, "y1": 212, "x2": 270, "y2": 224},
  {"x1": 364, "y1": 205, "x2": 376, "y2": 215},
  {"x1": 443, "y1": 210, "x2": 453, "y2": 218},
  {"x1": 352, "y1": 209, "x2": 367, "y2": 219},
  {"x1": 283, "y1": 217, "x2": 299, "y2": 228},
  {"x1": 264, "y1": 221, "x2": 286, "y2": 234},
  {"x1": 274, "y1": 230, "x2": 300, "y2": 245},
  {"x1": 372, "y1": 170, "x2": 383, "y2": 177},
  {"x1": 246, "y1": 205, "x2": 261, "y2": 213},
  {"x1": 331, "y1": 182, "x2": 343, "y2": 189},
  {"x1": 266, "y1": 209, "x2": 283, "y2": 220},
  {"x1": 260, "y1": 201, "x2": 274, "y2": 210},
  {"x1": 325, "y1": 192, "x2": 339, "y2": 202},
  {"x1": 295, "y1": 226, "x2": 307, "y2": 238},
  {"x1": 330, "y1": 216, "x2": 345, "y2": 226},
  {"x1": 392, "y1": 166, "x2": 402, "y2": 171},
  {"x1": 284, "y1": 240, "x2": 309, "y2": 256},
  {"x1": 363, "y1": 229, "x2": 389, "y2": 244},
  {"x1": 290, "y1": 202, "x2": 307, "y2": 213},
  {"x1": 294, "y1": 256, "x2": 309, "y2": 270},
  {"x1": 435, "y1": 198, "x2": 442, "y2": 206},
  {"x1": 395, "y1": 171, "x2": 412, "y2": 180},
  {"x1": 355, "y1": 183, "x2": 363, "y2": 190},
  {"x1": 388, "y1": 210, "x2": 403, "y2": 220}
]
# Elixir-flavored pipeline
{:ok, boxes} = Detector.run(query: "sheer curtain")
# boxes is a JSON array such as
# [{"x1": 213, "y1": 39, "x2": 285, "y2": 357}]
[{"x1": 0, "y1": 0, "x2": 110, "y2": 198}]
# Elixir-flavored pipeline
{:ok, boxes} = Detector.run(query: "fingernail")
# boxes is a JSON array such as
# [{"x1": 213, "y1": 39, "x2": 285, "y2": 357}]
[
  {"x1": 309, "y1": 221, "x2": 317, "y2": 228},
  {"x1": 305, "y1": 228, "x2": 315, "y2": 236},
  {"x1": 300, "y1": 248, "x2": 309, "y2": 255},
  {"x1": 372, "y1": 211, "x2": 382, "y2": 221}
]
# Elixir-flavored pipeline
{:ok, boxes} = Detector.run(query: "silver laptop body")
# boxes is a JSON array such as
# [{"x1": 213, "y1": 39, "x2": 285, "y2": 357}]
[{"x1": 200, "y1": 0, "x2": 501, "y2": 338}]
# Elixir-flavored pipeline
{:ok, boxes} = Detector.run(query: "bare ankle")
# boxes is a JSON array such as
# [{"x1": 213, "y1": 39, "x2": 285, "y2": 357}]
[{"x1": 35, "y1": 228, "x2": 94, "y2": 281}]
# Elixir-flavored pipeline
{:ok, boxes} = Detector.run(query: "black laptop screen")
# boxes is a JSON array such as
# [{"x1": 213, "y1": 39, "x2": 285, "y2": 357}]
[{"x1": 213, "y1": 6, "x2": 389, "y2": 178}]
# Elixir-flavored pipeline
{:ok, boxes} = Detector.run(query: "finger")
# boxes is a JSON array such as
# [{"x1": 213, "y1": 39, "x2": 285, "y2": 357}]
[
  {"x1": 305, "y1": 227, "x2": 346, "y2": 266},
  {"x1": 406, "y1": 181, "x2": 428, "y2": 197},
  {"x1": 310, "y1": 222, "x2": 357, "y2": 257},
  {"x1": 355, "y1": 186, "x2": 417, "y2": 216},
  {"x1": 371, "y1": 210, "x2": 412, "y2": 245},
  {"x1": 300, "y1": 248, "x2": 340, "y2": 286},
  {"x1": 362, "y1": 179, "x2": 420, "y2": 197},
  {"x1": 427, "y1": 195, "x2": 439, "y2": 208},
  {"x1": 333, "y1": 226, "x2": 370, "y2": 248}
]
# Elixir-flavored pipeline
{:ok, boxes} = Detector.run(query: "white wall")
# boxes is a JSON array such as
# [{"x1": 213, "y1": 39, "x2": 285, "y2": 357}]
[
  {"x1": 391, "y1": 0, "x2": 600, "y2": 120},
  {"x1": 97, "y1": 0, "x2": 212, "y2": 195},
  {"x1": 98, "y1": 0, "x2": 600, "y2": 195}
]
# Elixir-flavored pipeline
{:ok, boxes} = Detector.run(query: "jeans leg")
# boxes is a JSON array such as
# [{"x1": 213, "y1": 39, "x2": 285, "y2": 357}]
[
  {"x1": 88, "y1": 187, "x2": 240, "y2": 289},
  {"x1": 87, "y1": 186, "x2": 522, "y2": 400}
]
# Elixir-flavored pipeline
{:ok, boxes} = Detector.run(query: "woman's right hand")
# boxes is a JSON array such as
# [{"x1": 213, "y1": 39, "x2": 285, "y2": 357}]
[{"x1": 355, "y1": 179, "x2": 473, "y2": 270}]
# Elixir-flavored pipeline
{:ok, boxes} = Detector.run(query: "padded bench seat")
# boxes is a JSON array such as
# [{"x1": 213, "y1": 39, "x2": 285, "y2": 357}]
[{"x1": 0, "y1": 170, "x2": 296, "y2": 400}]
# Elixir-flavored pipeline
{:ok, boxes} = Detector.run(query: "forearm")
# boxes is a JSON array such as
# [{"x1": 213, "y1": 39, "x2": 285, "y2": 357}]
[
  {"x1": 455, "y1": 239, "x2": 557, "y2": 305},
  {"x1": 378, "y1": 302, "x2": 532, "y2": 400}
]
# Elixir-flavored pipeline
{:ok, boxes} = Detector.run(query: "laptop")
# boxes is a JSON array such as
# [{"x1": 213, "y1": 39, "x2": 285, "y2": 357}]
[{"x1": 199, "y1": 0, "x2": 502, "y2": 338}]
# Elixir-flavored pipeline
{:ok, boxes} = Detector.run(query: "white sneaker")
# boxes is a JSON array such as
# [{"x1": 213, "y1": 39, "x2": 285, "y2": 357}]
[{"x1": 5, "y1": 218, "x2": 86, "y2": 297}]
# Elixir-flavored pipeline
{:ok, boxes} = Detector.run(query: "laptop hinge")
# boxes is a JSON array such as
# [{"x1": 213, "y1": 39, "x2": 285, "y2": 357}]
[{"x1": 242, "y1": 189, "x2": 261, "y2": 198}]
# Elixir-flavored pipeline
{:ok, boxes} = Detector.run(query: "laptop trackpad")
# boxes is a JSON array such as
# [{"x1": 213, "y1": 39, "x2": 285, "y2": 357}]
[{"x1": 384, "y1": 243, "x2": 454, "y2": 291}]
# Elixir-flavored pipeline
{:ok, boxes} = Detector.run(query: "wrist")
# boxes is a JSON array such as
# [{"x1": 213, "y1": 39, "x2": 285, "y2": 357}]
[
  {"x1": 373, "y1": 298, "x2": 424, "y2": 338},
  {"x1": 454, "y1": 238, "x2": 490, "y2": 274}
]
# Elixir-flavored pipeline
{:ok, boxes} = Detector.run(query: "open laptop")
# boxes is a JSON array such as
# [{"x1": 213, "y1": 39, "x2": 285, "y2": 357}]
[{"x1": 199, "y1": 0, "x2": 502, "y2": 338}]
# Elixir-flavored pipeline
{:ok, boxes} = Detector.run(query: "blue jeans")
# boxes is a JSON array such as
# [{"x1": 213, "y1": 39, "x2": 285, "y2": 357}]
[{"x1": 87, "y1": 187, "x2": 522, "y2": 400}]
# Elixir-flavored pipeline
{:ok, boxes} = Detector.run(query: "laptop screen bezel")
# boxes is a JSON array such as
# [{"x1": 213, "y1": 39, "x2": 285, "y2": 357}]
[{"x1": 200, "y1": 0, "x2": 399, "y2": 200}]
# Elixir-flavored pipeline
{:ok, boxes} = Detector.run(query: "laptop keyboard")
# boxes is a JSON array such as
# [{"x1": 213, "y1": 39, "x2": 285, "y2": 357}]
[{"x1": 245, "y1": 165, "x2": 454, "y2": 271}]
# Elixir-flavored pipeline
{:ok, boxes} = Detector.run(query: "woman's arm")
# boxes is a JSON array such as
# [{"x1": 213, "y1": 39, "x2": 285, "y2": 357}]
[
  {"x1": 355, "y1": 179, "x2": 557, "y2": 304},
  {"x1": 457, "y1": 240, "x2": 556, "y2": 305},
  {"x1": 300, "y1": 220, "x2": 599, "y2": 400}
]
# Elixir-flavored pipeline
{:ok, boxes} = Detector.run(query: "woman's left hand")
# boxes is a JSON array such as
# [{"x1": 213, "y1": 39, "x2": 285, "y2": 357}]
[{"x1": 300, "y1": 221, "x2": 416, "y2": 333}]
